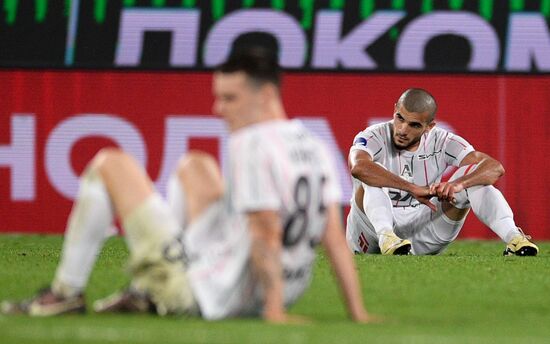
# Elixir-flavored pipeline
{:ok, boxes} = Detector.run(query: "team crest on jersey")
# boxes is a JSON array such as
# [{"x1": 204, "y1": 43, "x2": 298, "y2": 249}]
[
  {"x1": 353, "y1": 137, "x2": 367, "y2": 146},
  {"x1": 401, "y1": 165, "x2": 412, "y2": 178}
]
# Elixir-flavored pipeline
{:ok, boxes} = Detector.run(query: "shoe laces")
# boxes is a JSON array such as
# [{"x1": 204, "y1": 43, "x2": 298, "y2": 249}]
[{"x1": 379, "y1": 233, "x2": 393, "y2": 243}]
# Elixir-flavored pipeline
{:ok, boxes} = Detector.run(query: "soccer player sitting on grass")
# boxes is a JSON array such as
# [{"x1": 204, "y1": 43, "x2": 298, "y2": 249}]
[
  {"x1": 2, "y1": 49, "x2": 372, "y2": 323},
  {"x1": 346, "y1": 88, "x2": 539, "y2": 256}
]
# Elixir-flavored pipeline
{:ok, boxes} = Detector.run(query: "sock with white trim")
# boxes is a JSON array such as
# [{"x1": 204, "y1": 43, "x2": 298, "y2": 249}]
[
  {"x1": 166, "y1": 173, "x2": 187, "y2": 229},
  {"x1": 449, "y1": 165, "x2": 520, "y2": 243},
  {"x1": 362, "y1": 183, "x2": 395, "y2": 239},
  {"x1": 52, "y1": 167, "x2": 114, "y2": 297},
  {"x1": 468, "y1": 185, "x2": 520, "y2": 242}
]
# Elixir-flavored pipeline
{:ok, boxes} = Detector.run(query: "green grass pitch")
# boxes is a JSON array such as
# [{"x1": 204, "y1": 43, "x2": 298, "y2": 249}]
[{"x1": 1, "y1": 234, "x2": 549, "y2": 344}]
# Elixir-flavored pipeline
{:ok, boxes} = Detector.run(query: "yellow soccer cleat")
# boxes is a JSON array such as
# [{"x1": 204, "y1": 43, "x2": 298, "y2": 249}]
[
  {"x1": 380, "y1": 232, "x2": 412, "y2": 255},
  {"x1": 503, "y1": 228, "x2": 539, "y2": 256}
]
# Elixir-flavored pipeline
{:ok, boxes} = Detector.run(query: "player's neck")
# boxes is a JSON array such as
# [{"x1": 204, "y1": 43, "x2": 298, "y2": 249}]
[
  {"x1": 252, "y1": 100, "x2": 288, "y2": 125},
  {"x1": 406, "y1": 142, "x2": 420, "y2": 152},
  {"x1": 229, "y1": 103, "x2": 287, "y2": 132}
]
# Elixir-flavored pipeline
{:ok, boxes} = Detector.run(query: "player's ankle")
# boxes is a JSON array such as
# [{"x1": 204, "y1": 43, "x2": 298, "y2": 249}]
[{"x1": 51, "y1": 279, "x2": 82, "y2": 298}]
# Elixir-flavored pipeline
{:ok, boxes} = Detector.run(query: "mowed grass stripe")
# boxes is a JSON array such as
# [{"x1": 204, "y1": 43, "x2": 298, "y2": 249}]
[{"x1": 1, "y1": 234, "x2": 549, "y2": 344}]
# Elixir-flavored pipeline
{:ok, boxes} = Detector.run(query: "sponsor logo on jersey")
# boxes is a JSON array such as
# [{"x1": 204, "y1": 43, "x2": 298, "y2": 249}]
[{"x1": 418, "y1": 149, "x2": 442, "y2": 160}]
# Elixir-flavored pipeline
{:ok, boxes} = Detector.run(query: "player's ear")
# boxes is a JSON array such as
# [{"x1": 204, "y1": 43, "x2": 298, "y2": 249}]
[{"x1": 427, "y1": 121, "x2": 436, "y2": 130}]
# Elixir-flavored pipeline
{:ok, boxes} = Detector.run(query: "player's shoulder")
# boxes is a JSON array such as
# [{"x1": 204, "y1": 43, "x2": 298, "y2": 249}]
[
  {"x1": 360, "y1": 121, "x2": 390, "y2": 136},
  {"x1": 229, "y1": 121, "x2": 273, "y2": 157},
  {"x1": 232, "y1": 119, "x2": 319, "y2": 152},
  {"x1": 426, "y1": 125, "x2": 473, "y2": 151},
  {"x1": 231, "y1": 119, "x2": 286, "y2": 143},
  {"x1": 428, "y1": 125, "x2": 467, "y2": 142},
  {"x1": 365, "y1": 120, "x2": 391, "y2": 132},
  {"x1": 428, "y1": 125, "x2": 450, "y2": 139},
  {"x1": 353, "y1": 121, "x2": 390, "y2": 144}
]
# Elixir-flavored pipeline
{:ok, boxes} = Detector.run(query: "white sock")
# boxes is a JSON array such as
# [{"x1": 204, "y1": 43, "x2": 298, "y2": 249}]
[
  {"x1": 166, "y1": 173, "x2": 187, "y2": 229},
  {"x1": 450, "y1": 165, "x2": 520, "y2": 243},
  {"x1": 467, "y1": 185, "x2": 519, "y2": 243},
  {"x1": 362, "y1": 183, "x2": 395, "y2": 239},
  {"x1": 52, "y1": 168, "x2": 114, "y2": 296},
  {"x1": 122, "y1": 194, "x2": 181, "y2": 272}
]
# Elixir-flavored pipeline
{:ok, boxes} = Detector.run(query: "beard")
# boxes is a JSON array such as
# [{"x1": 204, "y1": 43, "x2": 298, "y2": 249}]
[{"x1": 392, "y1": 134, "x2": 421, "y2": 150}]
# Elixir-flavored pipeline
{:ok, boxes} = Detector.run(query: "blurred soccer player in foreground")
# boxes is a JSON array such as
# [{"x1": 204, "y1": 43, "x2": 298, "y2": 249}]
[
  {"x1": 346, "y1": 88, "x2": 538, "y2": 256},
  {"x1": 2, "y1": 49, "x2": 372, "y2": 323}
]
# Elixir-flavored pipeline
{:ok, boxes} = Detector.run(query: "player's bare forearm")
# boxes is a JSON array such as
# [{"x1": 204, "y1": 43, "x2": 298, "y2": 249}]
[
  {"x1": 350, "y1": 149, "x2": 435, "y2": 210},
  {"x1": 247, "y1": 211, "x2": 286, "y2": 322},
  {"x1": 321, "y1": 204, "x2": 370, "y2": 322},
  {"x1": 349, "y1": 150, "x2": 417, "y2": 193},
  {"x1": 456, "y1": 151, "x2": 505, "y2": 189},
  {"x1": 431, "y1": 152, "x2": 504, "y2": 202},
  {"x1": 250, "y1": 239, "x2": 285, "y2": 320}
]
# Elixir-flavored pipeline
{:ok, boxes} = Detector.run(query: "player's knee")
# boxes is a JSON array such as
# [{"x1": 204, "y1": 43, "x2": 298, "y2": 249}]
[
  {"x1": 496, "y1": 163, "x2": 505, "y2": 177},
  {"x1": 177, "y1": 151, "x2": 220, "y2": 181},
  {"x1": 89, "y1": 148, "x2": 138, "y2": 176},
  {"x1": 177, "y1": 151, "x2": 224, "y2": 201}
]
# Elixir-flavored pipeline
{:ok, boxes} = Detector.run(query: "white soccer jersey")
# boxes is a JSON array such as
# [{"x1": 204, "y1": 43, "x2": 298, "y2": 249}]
[
  {"x1": 350, "y1": 121, "x2": 474, "y2": 207},
  {"x1": 230, "y1": 119, "x2": 341, "y2": 304},
  {"x1": 187, "y1": 119, "x2": 341, "y2": 319}
]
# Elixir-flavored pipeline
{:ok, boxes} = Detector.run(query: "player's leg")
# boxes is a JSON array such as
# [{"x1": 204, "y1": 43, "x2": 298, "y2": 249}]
[
  {"x1": 166, "y1": 151, "x2": 258, "y2": 319},
  {"x1": 404, "y1": 166, "x2": 472, "y2": 255},
  {"x1": 356, "y1": 182, "x2": 411, "y2": 255},
  {"x1": 95, "y1": 151, "x2": 223, "y2": 316},
  {"x1": 87, "y1": 150, "x2": 197, "y2": 315},
  {"x1": 346, "y1": 195, "x2": 380, "y2": 254},
  {"x1": 406, "y1": 201, "x2": 466, "y2": 255},
  {"x1": 441, "y1": 164, "x2": 538, "y2": 256},
  {"x1": 169, "y1": 150, "x2": 224, "y2": 226},
  {"x1": 1, "y1": 148, "x2": 156, "y2": 315},
  {"x1": 55, "y1": 148, "x2": 156, "y2": 291}
]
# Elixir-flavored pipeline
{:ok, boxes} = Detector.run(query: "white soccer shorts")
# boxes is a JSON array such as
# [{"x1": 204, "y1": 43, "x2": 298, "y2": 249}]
[{"x1": 346, "y1": 197, "x2": 467, "y2": 255}]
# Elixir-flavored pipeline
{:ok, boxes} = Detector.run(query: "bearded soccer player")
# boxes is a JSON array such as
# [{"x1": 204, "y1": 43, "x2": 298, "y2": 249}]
[
  {"x1": 2, "y1": 50, "x2": 372, "y2": 323},
  {"x1": 346, "y1": 88, "x2": 539, "y2": 256}
]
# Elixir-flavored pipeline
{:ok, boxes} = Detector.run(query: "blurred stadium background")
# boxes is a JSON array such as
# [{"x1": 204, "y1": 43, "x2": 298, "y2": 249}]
[{"x1": 1, "y1": 0, "x2": 549, "y2": 239}]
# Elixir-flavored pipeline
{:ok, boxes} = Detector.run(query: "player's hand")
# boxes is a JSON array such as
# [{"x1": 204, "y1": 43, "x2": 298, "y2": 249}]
[
  {"x1": 265, "y1": 312, "x2": 312, "y2": 324},
  {"x1": 430, "y1": 181, "x2": 464, "y2": 204},
  {"x1": 352, "y1": 311, "x2": 384, "y2": 324},
  {"x1": 410, "y1": 185, "x2": 437, "y2": 212}
]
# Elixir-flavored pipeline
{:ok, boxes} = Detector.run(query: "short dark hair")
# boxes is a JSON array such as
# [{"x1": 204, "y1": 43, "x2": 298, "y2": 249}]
[
  {"x1": 216, "y1": 47, "x2": 281, "y2": 89},
  {"x1": 397, "y1": 88, "x2": 438, "y2": 122}
]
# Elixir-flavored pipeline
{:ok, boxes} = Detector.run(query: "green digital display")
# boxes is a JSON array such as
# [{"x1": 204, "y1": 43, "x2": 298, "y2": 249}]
[{"x1": 1, "y1": 0, "x2": 549, "y2": 72}]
